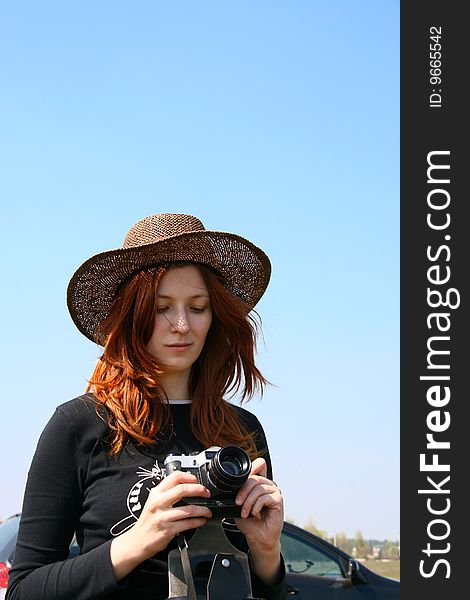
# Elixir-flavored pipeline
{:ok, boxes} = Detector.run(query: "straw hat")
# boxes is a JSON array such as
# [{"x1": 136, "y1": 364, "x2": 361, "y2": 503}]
[{"x1": 67, "y1": 213, "x2": 271, "y2": 344}]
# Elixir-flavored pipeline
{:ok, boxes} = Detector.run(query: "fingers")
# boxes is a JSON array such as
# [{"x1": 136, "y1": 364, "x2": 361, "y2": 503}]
[
  {"x1": 116, "y1": 471, "x2": 214, "y2": 566},
  {"x1": 171, "y1": 516, "x2": 210, "y2": 534},
  {"x1": 240, "y1": 483, "x2": 281, "y2": 518},
  {"x1": 136, "y1": 484, "x2": 212, "y2": 541},
  {"x1": 150, "y1": 471, "x2": 210, "y2": 509},
  {"x1": 156, "y1": 469, "x2": 201, "y2": 492},
  {"x1": 159, "y1": 483, "x2": 210, "y2": 509},
  {"x1": 235, "y1": 474, "x2": 271, "y2": 507},
  {"x1": 137, "y1": 471, "x2": 212, "y2": 540},
  {"x1": 167, "y1": 502, "x2": 212, "y2": 522},
  {"x1": 249, "y1": 489, "x2": 283, "y2": 519},
  {"x1": 250, "y1": 457, "x2": 268, "y2": 477},
  {"x1": 234, "y1": 458, "x2": 269, "y2": 511},
  {"x1": 236, "y1": 475, "x2": 283, "y2": 519}
]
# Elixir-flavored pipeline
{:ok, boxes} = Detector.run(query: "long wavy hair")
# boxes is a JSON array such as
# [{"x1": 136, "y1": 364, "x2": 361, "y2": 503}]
[{"x1": 86, "y1": 263, "x2": 267, "y2": 455}]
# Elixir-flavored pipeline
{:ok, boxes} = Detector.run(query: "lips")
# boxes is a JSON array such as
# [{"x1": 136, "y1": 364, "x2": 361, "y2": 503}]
[{"x1": 166, "y1": 343, "x2": 193, "y2": 352}]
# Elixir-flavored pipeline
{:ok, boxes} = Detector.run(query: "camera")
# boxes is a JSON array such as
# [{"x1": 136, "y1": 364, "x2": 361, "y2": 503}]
[{"x1": 164, "y1": 445, "x2": 252, "y2": 518}]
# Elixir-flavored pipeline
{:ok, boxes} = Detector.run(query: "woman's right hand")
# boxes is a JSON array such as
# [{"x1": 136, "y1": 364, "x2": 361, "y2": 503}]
[{"x1": 110, "y1": 470, "x2": 212, "y2": 581}]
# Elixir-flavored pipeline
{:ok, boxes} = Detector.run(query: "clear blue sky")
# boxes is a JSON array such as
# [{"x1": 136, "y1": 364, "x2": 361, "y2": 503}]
[{"x1": 0, "y1": 1, "x2": 399, "y2": 540}]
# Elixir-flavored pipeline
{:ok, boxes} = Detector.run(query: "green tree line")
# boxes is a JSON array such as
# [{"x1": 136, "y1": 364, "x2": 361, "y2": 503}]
[{"x1": 296, "y1": 519, "x2": 400, "y2": 560}]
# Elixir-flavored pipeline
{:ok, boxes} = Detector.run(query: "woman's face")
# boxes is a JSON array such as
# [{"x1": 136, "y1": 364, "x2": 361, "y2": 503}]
[{"x1": 146, "y1": 265, "x2": 212, "y2": 379}]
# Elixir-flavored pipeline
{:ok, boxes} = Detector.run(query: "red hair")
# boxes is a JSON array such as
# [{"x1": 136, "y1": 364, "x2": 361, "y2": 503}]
[{"x1": 86, "y1": 263, "x2": 267, "y2": 455}]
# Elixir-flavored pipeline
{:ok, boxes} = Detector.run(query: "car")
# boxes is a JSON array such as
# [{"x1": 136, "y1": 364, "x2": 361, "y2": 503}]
[
  {"x1": 0, "y1": 515, "x2": 399, "y2": 599},
  {"x1": 280, "y1": 521, "x2": 399, "y2": 598}
]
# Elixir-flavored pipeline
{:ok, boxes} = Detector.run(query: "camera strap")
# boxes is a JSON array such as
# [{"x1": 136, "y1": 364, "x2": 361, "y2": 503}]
[
  {"x1": 168, "y1": 522, "x2": 260, "y2": 600},
  {"x1": 177, "y1": 533, "x2": 198, "y2": 600}
]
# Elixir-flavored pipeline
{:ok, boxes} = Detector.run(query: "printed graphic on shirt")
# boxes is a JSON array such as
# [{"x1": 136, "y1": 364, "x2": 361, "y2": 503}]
[{"x1": 110, "y1": 461, "x2": 164, "y2": 536}]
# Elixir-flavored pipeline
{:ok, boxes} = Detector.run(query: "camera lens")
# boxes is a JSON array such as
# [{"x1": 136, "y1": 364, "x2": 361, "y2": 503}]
[
  {"x1": 207, "y1": 446, "x2": 251, "y2": 494},
  {"x1": 220, "y1": 457, "x2": 243, "y2": 476}
]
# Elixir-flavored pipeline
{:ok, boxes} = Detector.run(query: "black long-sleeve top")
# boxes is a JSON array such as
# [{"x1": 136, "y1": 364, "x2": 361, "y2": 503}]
[{"x1": 6, "y1": 394, "x2": 286, "y2": 600}]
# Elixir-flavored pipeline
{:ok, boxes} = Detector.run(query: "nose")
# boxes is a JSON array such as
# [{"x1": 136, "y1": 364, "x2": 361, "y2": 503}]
[{"x1": 170, "y1": 311, "x2": 190, "y2": 334}]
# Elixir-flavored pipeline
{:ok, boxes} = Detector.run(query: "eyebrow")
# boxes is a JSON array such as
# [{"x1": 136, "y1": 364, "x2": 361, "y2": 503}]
[{"x1": 156, "y1": 294, "x2": 210, "y2": 300}]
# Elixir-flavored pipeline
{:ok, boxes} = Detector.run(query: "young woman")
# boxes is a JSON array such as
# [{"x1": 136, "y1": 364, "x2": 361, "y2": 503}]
[{"x1": 7, "y1": 213, "x2": 286, "y2": 600}]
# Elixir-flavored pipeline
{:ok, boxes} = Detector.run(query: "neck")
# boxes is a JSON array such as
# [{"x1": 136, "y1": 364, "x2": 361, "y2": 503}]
[{"x1": 160, "y1": 370, "x2": 191, "y2": 401}]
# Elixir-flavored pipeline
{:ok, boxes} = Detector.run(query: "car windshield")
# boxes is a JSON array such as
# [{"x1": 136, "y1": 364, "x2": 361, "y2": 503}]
[{"x1": 0, "y1": 516, "x2": 20, "y2": 562}]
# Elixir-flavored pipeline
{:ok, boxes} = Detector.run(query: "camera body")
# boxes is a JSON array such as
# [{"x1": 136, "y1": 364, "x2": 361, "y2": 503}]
[{"x1": 164, "y1": 445, "x2": 252, "y2": 518}]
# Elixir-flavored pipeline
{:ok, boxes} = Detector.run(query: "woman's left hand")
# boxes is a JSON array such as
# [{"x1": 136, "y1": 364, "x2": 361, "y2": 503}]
[{"x1": 234, "y1": 458, "x2": 284, "y2": 584}]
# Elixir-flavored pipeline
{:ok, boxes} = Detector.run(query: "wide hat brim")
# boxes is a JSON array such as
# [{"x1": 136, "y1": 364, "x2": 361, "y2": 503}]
[{"x1": 67, "y1": 229, "x2": 271, "y2": 344}]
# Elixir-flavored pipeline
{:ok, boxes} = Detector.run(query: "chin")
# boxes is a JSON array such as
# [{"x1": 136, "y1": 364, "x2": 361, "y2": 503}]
[{"x1": 161, "y1": 360, "x2": 193, "y2": 374}]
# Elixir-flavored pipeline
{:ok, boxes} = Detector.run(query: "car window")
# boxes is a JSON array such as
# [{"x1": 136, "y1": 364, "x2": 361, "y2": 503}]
[
  {"x1": 281, "y1": 528, "x2": 343, "y2": 578},
  {"x1": 0, "y1": 516, "x2": 20, "y2": 562}
]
